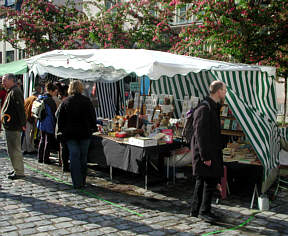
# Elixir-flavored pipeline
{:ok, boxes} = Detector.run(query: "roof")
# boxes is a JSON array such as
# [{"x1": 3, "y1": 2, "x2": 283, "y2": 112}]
[
  {"x1": 0, "y1": 60, "x2": 28, "y2": 77},
  {"x1": 25, "y1": 49, "x2": 276, "y2": 81}
]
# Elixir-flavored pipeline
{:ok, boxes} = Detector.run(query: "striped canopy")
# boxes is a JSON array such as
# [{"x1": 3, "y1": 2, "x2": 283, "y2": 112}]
[
  {"x1": 151, "y1": 70, "x2": 280, "y2": 179},
  {"x1": 24, "y1": 49, "x2": 279, "y2": 180}
]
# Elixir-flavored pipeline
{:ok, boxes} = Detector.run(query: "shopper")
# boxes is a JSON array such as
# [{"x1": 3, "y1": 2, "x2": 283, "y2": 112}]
[
  {"x1": 22, "y1": 90, "x2": 39, "y2": 155},
  {"x1": 56, "y1": 80, "x2": 97, "y2": 189},
  {"x1": 0, "y1": 79, "x2": 7, "y2": 131},
  {"x1": 55, "y1": 83, "x2": 70, "y2": 172},
  {"x1": 190, "y1": 81, "x2": 227, "y2": 222},
  {"x1": 1, "y1": 73, "x2": 26, "y2": 180},
  {"x1": 37, "y1": 82, "x2": 58, "y2": 164}
]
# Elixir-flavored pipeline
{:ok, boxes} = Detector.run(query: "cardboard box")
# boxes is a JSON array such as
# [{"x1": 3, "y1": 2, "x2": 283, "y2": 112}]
[{"x1": 128, "y1": 137, "x2": 158, "y2": 147}]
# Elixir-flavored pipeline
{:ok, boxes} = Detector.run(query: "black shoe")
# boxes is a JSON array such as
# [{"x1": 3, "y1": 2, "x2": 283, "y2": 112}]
[
  {"x1": 44, "y1": 160, "x2": 52, "y2": 165},
  {"x1": 189, "y1": 211, "x2": 198, "y2": 217},
  {"x1": 198, "y1": 213, "x2": 218, "y2": 223},
  {"x1": 62, "y1": 166, "x2": 70, "y2": 172},
  {"x1": 38, "y1": 159, "x2": 43, "y2": 163},
  {"x1": 24, "y1": 151, "x2": 37, "y2": 155},
  {"x1": 7, "y1": 170, "x2": 15, "y2": 176},
  {"x1": 8, "y1": 173, "x2": 25, "y2": 180},
  {"x1": 208, "y1": 212, "x2": 220, "y2": 220},
  {"x1": 73, "y1": 185, "x2": 84, "y2": 189}
]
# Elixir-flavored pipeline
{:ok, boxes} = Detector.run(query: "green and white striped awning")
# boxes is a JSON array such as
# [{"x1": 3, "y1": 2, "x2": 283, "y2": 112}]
[
  {"x1": 279, "y1": 127, "x2": 288, "y2": 143},
  {"x1": 151, "y1": 70, "x2": 280, "y2": 179}
]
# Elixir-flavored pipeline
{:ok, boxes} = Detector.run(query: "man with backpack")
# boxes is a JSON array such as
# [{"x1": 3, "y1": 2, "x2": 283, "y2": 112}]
[
  {"x1": 190, "y1": 81, "x2": 227, "y2": 222},
  {"x1": 37, "y1": 82, "x2": 58, "y2": 164}
]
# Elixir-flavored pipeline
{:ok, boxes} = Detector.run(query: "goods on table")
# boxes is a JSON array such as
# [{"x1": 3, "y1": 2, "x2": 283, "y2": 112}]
[{"x1": 223, "y1": 141, "x2": 261, "y2": 165}]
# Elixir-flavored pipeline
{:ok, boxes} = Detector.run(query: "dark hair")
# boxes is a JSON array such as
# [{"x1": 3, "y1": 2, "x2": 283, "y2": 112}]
[
  {"x1": 209, "y1": 81, "x2": 225, "y2": 94},
  {"x1": 3, "y1": 73, "x2": 17, "y2": 83},
  {"x1": 45, "y1": 82, "x2": 57, "y2": 92},
  {"x1": 58, "y1": 84, "x2": 68, "y2": 98}
]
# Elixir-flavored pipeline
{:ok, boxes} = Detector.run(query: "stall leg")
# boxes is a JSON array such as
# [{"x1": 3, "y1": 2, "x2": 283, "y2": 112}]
[
  {"x1": 145, "y1": 156, "x2": 148, "y2": 190},
  {"x1": 173, "y1": 154, "x2": 176, "y2": 184},
  {"x1": 166, "y1": 157, "x2": 169, "y2": 185},
  {"x1": 110, "y1": 166, "x2": 113, "y2": 181},
  {"x1": 250, "y1": 184, "x2": 259, "y2": 209}
]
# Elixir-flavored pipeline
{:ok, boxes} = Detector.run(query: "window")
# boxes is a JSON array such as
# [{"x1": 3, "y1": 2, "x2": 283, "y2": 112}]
[
  {"x1": 105, "y1": 0, "x2": 120, "y2": 10},
  {"x1": 6, "y1": 27, "x2": 13, "y2": 38},
  {"x1": 18, "y1": 49, "x2": 25, "y2": 60},
  {"x1": 4, "y1": 0, "x2": 15, "y2": 7},
  {"x1": 6, "y1": 50, "x2": 14, "y2": 63},
  {"x1": 174, "y1": 3, "x2": 196, "y2": 25}
]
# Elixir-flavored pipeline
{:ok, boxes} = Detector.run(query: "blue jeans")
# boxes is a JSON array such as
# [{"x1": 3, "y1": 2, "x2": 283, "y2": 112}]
[{"x1": 66, "y1": 139, "x2": 90, "y2": 188}]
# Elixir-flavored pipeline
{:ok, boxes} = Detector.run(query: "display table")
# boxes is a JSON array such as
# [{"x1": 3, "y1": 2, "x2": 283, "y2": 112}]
[
  {"x1": 224, "y1": 161, "x2": 263, "y2": 208},
  {"x1": 87, "y1": 134, "x2": 183, "y2": 189}
]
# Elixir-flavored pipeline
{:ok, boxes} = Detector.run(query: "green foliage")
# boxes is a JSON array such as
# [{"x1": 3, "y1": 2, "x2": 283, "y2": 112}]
[
  {"x1": 0, "y1": 0, "x2": 88, "y2": 55},
  {"x1": 170, "y1": 0, "x2": 288, "y2": 76},
  {"x1": 0, "y1": 0, "x2": 177, "y2": 56}
]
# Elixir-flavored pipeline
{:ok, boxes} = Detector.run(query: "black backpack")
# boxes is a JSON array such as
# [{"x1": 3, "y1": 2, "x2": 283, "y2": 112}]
[{"x1": 182, "y1": 100, "x2": 210, "y2": 147}]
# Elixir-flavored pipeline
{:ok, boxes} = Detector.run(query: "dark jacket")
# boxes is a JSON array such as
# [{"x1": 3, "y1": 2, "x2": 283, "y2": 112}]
[
  {"x1": 56, "y1": 93, "x2": 97, "y2": 140},
  {"x1": 38, "y1": 94, "x2": 57, "y2": 134},
  {"x1": 1, "y1": 85, "x2": 26, "y2": 131},
  {"x1": 191, "y1": 96, "x2": 224, "y2": 178}
]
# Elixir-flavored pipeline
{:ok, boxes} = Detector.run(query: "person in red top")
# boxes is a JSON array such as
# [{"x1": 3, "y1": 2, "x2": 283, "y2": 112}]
[{"x1": 0, "y1": 79, "x2": 7, "y2": 130}]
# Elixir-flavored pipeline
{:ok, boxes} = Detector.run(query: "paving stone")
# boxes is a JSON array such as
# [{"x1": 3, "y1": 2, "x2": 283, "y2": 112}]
[
  {"x1": 114, "y1": 224, "x2": 131, "y2": 230},
  {"x1": 175, "y1": 233, "x2": 196, "y2": 236},
  {"x1": 37, "y1": 225, "x2": 57, "y2": 232},
  {"x1": 54, "y1": 222, "x2": 74, "y2": 229},
  {"x1": 3, "y1": 205, "x2": 19, "y2": 210},
  {"x1": 173, "y1": 224, "x2": 192, "y2": 231},
  {"x1": 148, "y1": 230, "x2": 166, "y2": 236},
  {"x1": 1, "y1": 225, "x2": 18, "y2": 233},
  {"x1": 13, "y1": 213, "x2": 30, "y2": 219},
  {"x1": 10, "y1": 219, "x2": 24, "y2": 224},
  {"x1": 34, "y1": 220, "x2": 53, "y2": 227},
  {"x1": 20, "y1": 227, "x2": 38, "y2": 235},
  {"x1": 116, "y1": 231, "x2": 137, "y2": 236},
  {"x1": 82, "y1": 223, "x2": 101, "y2": 230},
  {"x1": 30, "y1": 233, "x2": 50, "y2": 236},
  {"x1": 49, "y1": 229, "x2": 71, "y2": 235},
  {"x1": 66, "y1": 226, "x2": 86, "y2": 233},
  {"x1": 24, "y1": 216, "x2": 42, "y2": 223},
  {"x1": 99, "y1": 226, "x2": 119, "y2": 233},
  {"x1": 133, "y1": 226, "x2": 153, "y2": 233},
  {"x1": 51, "y1": 217, "x2": 71, "y2": 223},
  {"x1": 3, "y1": 232, "x2": 19, "y2": 236},
  {"x1": 17, "y1": 222, "x2": 36, "y2": 230},
  {"x1": 0, "y1": 221, "x2": 11, "y2": 227}
]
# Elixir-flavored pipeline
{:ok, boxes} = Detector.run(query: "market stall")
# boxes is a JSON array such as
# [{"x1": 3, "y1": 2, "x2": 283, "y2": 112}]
[
  {"x1": 0, "y1": 60, "x2": 30, "y2": 97},
  {"x1": 24, "y1": 49, "x2": 280, "y2": 194}
]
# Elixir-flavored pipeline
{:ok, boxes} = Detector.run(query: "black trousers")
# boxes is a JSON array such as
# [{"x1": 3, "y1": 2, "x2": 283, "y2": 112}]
[
  {"x1": 38, "y1": 131, "x2": 54, "y2": 162},
  {"x1": 190, "y1": 176, "x2": 218, "y2": 216}
]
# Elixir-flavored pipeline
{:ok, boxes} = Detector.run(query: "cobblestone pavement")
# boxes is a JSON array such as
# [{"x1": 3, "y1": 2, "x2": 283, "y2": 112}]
[{"x1": 0, "y1": 138, "x2": 288, "y2": 236}]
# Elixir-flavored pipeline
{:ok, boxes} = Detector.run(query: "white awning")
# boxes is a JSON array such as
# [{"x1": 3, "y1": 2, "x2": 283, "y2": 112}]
[{"x1": 25, "y1": 49, "x2": 276, "y2": 81}]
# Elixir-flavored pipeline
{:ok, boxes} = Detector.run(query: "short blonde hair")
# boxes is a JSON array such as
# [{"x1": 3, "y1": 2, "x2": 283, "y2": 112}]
[{"x1": 68, "y1": 80, "x2": 84, "y2": 95}]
